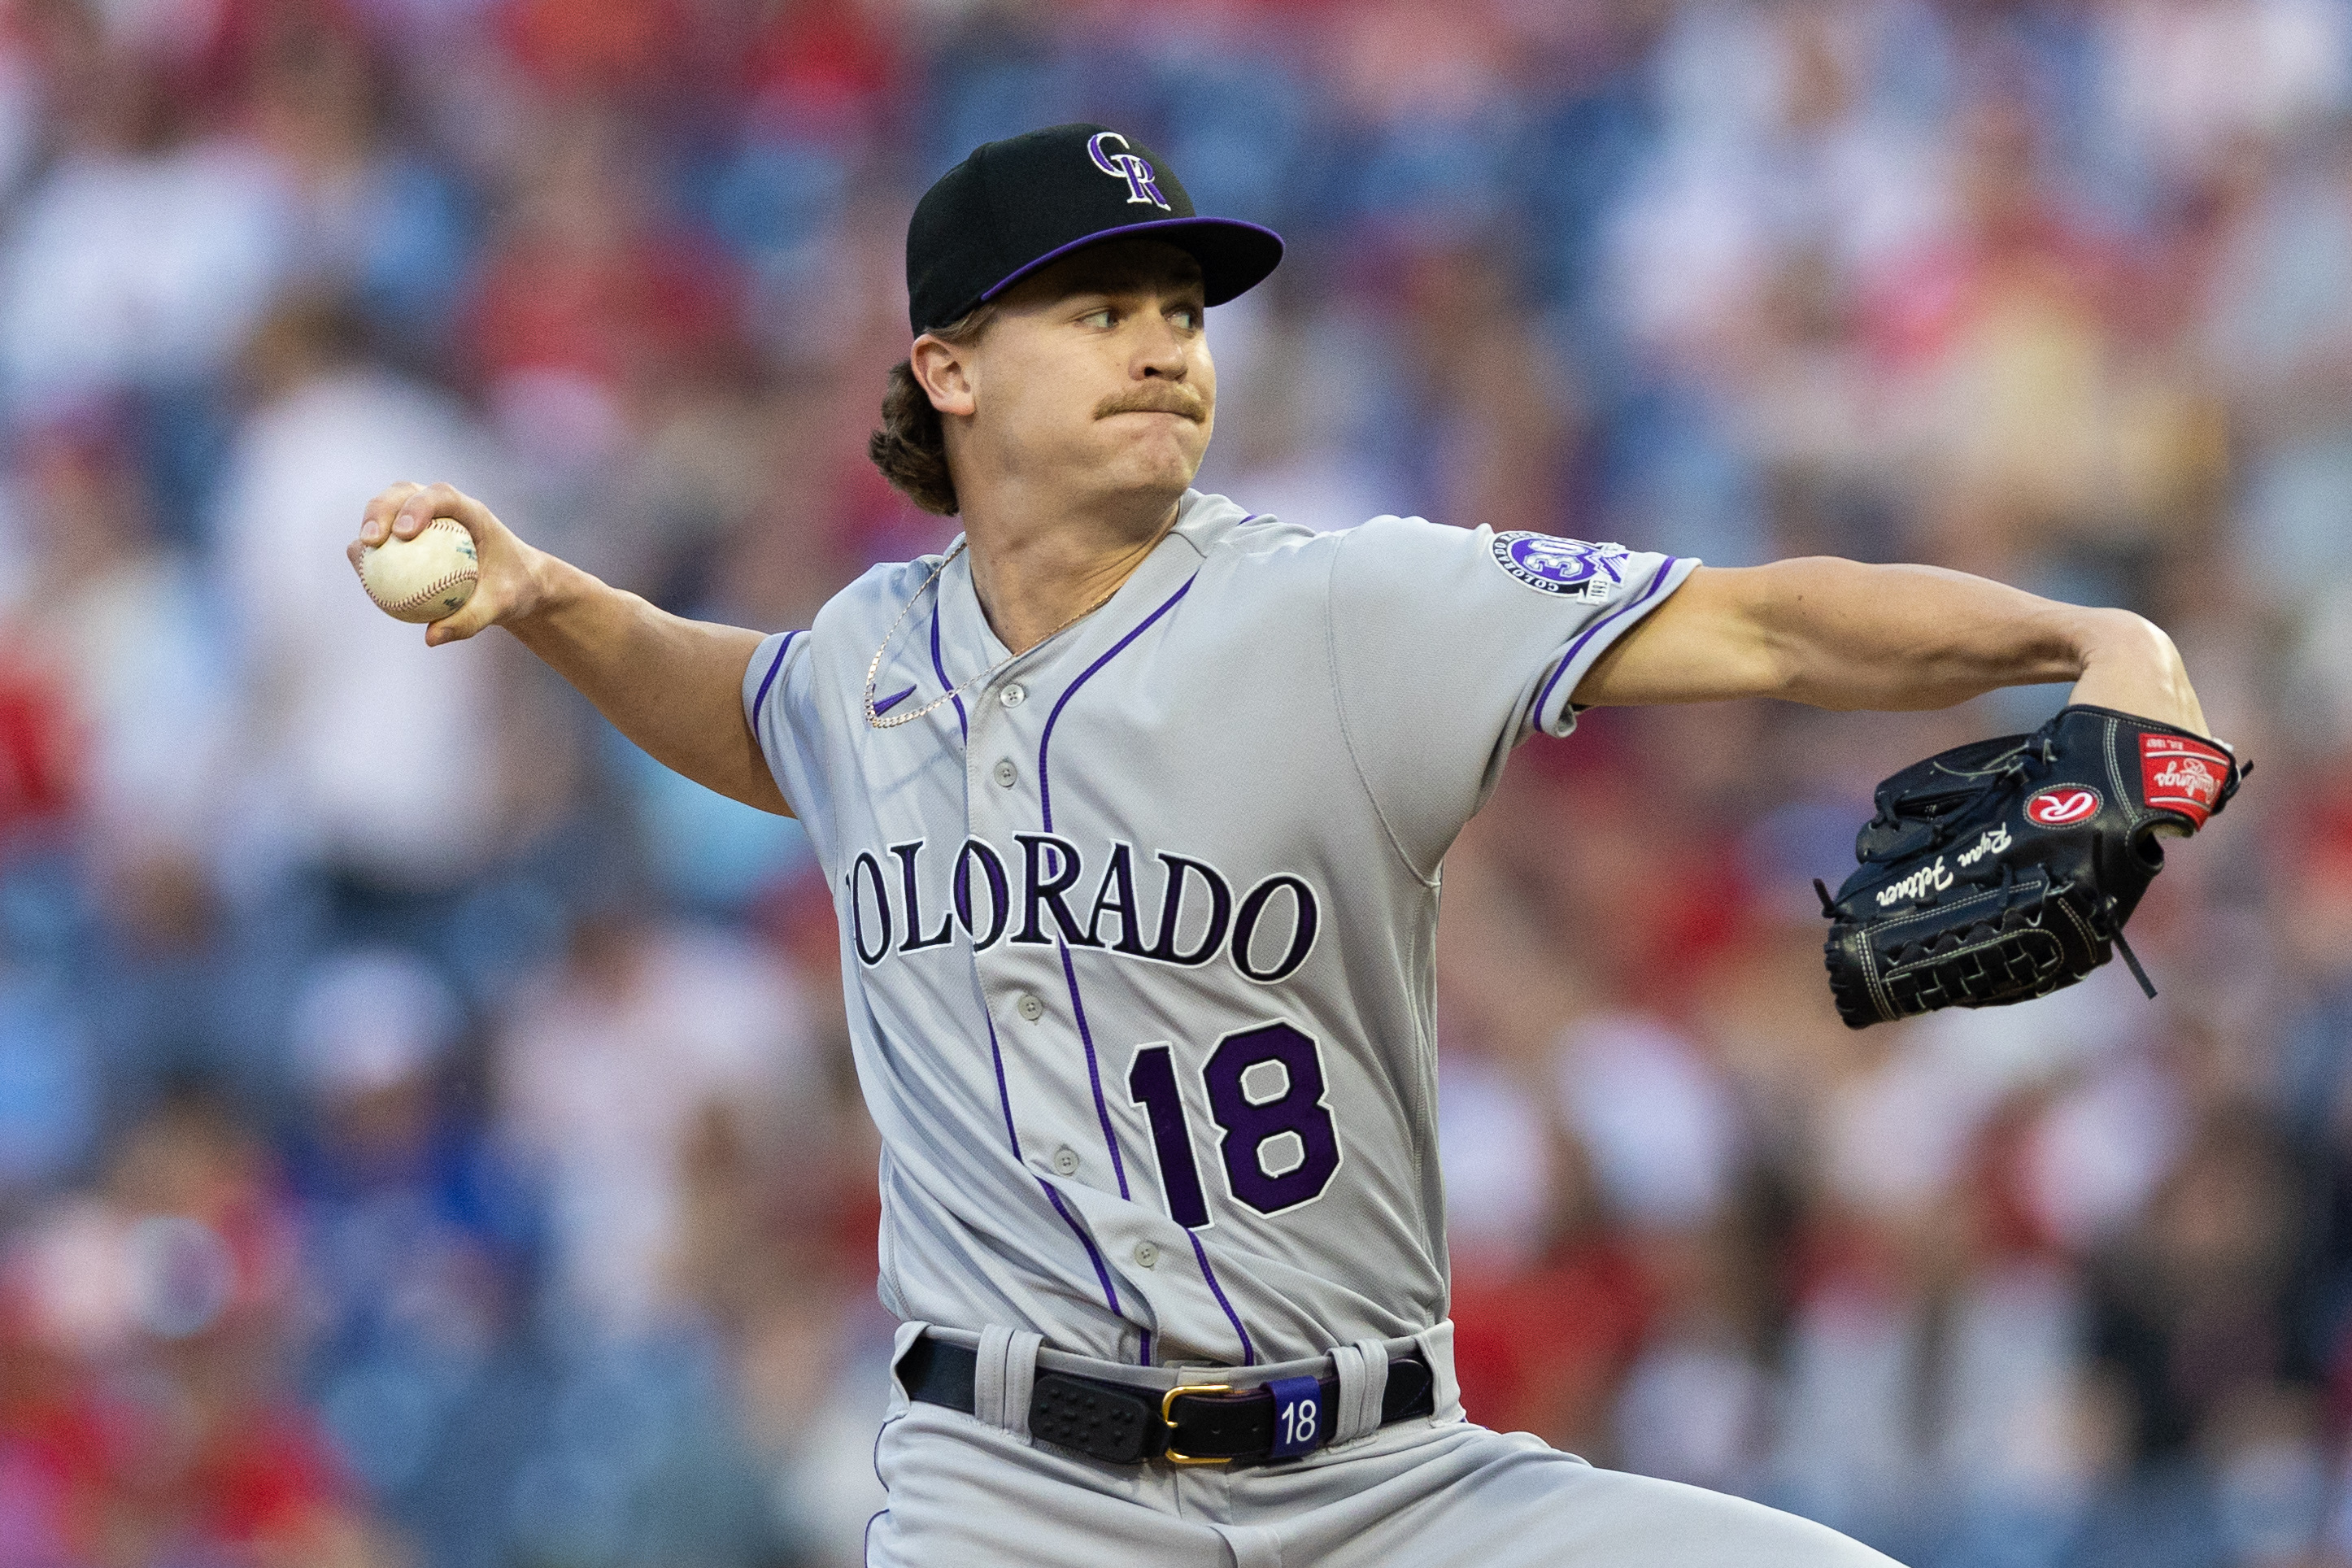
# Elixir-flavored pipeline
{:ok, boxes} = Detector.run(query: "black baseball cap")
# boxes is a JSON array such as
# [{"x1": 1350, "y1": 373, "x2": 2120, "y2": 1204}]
[{"x1": 904, "y1": 123, "x2": 1284, "y2": 336}]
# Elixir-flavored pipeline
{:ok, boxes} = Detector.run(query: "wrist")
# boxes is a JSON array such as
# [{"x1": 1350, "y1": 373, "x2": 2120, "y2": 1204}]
[
  {"x1": 2060, "y1": 607, "x2": 2123, "y2": 679},
  {"x1": 509, "y1": 542, "x2": 577, "y2": 630},
  {"x1": 2068, "y1": 609, "x2": 2207, "y2": 734}
]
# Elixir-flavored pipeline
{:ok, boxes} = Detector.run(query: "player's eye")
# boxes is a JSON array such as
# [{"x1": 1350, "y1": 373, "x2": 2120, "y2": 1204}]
[
  {"x1": 1169, "y1": 305, "x2": 1202, "y2": 331},
  {"x1": 1078, "y1": 307, "x2": 1117, "y2": 329}
]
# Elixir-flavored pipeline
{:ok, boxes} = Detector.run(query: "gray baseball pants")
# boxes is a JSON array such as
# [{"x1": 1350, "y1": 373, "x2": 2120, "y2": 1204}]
[{"x1": 864, "y1": 1323, "x2": 1903, "y2": 1567}]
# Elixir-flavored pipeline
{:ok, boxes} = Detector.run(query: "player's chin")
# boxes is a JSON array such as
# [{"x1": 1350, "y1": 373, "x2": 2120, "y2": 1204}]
[
  {"x1": 1117, "y1": 453, "x2": 1204, "y2": 503},
  {"x1": 1100, "y1": 425, "x2": 1207, "y2": 487}
]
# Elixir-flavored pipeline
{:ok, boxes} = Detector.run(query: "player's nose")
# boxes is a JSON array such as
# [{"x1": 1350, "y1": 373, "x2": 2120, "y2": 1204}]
[{"x1": 1130, "y1": 309, "x2": 1191, "y2": 379}]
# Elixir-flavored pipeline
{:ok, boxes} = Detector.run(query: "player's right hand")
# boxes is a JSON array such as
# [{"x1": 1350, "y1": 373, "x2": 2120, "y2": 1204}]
[{"x1": 352, "y1": 481, "x2": 538, "y2": 647}]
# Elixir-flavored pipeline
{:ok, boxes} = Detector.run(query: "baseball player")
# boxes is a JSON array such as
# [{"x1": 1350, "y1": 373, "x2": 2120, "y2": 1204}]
[{"x1": 356, "y1": 125, "x2": 2212, "y2": 1565}]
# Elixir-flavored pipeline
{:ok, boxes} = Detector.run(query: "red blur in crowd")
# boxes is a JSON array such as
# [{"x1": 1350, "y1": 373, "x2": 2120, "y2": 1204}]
[{"x1": 0, "y1": 1097, "x2": 374, "y2": 1567}]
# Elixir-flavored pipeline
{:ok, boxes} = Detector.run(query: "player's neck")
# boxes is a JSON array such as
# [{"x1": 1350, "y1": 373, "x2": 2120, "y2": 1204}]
[{"x1": 960, "y1": 491, "x2": 1183, "y2": 655}]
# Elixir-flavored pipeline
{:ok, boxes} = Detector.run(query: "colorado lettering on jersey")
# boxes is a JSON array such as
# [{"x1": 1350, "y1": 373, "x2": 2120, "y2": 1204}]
[{"x1": 843, "y1": 837, "x2": 1321, "y2": 985}]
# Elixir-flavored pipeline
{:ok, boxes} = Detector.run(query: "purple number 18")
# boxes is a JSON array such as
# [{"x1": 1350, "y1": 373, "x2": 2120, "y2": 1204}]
[{"x1": 1126, "y1": 1022, "x2": 1343, "y2": 1225}]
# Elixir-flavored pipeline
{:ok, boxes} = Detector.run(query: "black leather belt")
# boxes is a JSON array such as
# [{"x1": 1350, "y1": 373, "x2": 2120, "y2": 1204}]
[{"x1": 898, "y1": 1334, "x2": 1435, "y2": 1466}]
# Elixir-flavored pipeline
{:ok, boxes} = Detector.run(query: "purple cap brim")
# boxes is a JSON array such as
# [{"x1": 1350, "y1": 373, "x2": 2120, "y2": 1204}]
[{"x1": 976, "y1": 216, "x2": 1285, "y2": 311}]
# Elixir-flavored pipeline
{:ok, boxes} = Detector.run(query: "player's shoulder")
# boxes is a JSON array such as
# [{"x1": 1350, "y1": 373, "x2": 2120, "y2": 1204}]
[
  {"x1": 1169, "y1": 490, "x2": 1324, "y2": 560},
  {"x1": 806, "y1": 550, "x2": 956, "y2": 647},
  {"x1": 1173, "y1": 496, "x2": 1547, "y2": 620},
  {"x1": 1179, "y1": 499, "x2": 1485, "y2": 560},
  {"x1": 1169, "y1": 490, "x2": 1423, "y2": 580}
]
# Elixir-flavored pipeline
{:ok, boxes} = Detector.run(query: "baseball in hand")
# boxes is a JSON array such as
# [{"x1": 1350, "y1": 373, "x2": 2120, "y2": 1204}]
[{"x1": 359, "y1": 516, "x2": 479, "y2": 624}]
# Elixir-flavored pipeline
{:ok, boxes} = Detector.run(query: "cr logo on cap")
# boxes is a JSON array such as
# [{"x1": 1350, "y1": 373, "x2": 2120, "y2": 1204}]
[{"x1": 1087, "y1": 132, "x2": 1172, "y2": 211}]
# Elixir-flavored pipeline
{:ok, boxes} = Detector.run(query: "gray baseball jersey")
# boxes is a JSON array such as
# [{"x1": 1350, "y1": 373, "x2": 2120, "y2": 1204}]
[{"x1": 743, "y1": 490, "x2": 1696, "y2": 1370}]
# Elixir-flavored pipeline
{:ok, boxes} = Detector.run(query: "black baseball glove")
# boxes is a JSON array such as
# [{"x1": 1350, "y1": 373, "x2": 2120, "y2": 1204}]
[{"x1": 1817, "y1": 704, "x2": 2245, "y2": 1030}]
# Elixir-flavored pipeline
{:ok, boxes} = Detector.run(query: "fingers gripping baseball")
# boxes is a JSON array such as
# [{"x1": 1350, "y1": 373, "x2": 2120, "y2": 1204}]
[{"x1": 353, "y1": 482, "x2": 533, "y2": 645}]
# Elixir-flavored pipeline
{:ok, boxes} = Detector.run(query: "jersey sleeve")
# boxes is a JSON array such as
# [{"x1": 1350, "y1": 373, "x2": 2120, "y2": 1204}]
[
  {"x1": 1326, "y1": 517, "x2": 1696, "y2": 878},
  {"x1": 741, "y1": 628, "x2": 818, "y2": 825}
]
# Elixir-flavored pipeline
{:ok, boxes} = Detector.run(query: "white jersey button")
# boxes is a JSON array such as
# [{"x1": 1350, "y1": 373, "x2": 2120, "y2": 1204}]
[
  {"x1": 1132, "y1": 1241, "x2": 1159, "y2": 1269},
  {"x1": 993, "y1": 759, "x2": 1017, "y2": 788},
  {"x1": 1016, "y1": 993, "x2": 1045, "y2": 1021},
  {"x1": 1052, "y1": 1147, "x2": 1080, "y2": 1176},
  {"x1": 1000, "y1": 683, "x2": 1026, "y2": 708}
]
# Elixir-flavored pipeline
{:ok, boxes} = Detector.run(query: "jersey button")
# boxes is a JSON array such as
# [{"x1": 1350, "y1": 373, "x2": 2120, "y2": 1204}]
[
  {"x1": 993, "y1": 759, "x2": 1018, "y2": 788},
  {"x1": 1052, "y1": 1147, "x2": 1080, "y2": 1176},
  {"x1": 1133, "y1": 1241, "x2": 1159, "y2": 1269},
  {"x1": 1017, "y1": 993, "x2": 1045, "y2": 1022},
  {"x1": 1000, "y1": 683, "x2": 1026, "y2": 708}
]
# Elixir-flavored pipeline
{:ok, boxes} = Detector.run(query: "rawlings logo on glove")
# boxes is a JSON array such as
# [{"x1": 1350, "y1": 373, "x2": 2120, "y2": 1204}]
[{"x1": 1814, "y1": 705, "x2": 2245, "y2": 1030}]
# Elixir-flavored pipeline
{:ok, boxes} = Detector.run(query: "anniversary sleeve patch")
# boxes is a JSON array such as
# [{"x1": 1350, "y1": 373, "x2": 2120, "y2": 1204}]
[{"x1": 1489, "y1": 531, "x2": 1633, "y2": 601}]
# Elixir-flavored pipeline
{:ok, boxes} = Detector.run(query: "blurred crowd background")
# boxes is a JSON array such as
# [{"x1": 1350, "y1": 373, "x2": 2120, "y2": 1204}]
[{"x1": 0, "y1": 0, "x2": 2345, "y2": 1564}]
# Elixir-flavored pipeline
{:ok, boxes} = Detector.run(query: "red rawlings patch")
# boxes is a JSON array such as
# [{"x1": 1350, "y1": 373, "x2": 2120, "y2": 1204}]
[
  {"x1": 2141, "y1": 733, "x2": 2231, "y2": 829},
  {"x1": 2026, "y1": 786, "x2": 2102, "y2": 827}
]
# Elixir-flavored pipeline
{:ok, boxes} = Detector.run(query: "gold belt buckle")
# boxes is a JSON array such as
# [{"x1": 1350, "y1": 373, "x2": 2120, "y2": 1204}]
[{"x1": 1161, "y1": 1382, "x2": 1234, "y2": 1466}]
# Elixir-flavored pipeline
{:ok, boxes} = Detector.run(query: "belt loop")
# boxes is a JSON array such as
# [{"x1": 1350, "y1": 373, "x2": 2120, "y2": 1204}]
[
  {"x1": 1411, "y1": 1320, "x2": 1461, "y2": 1422},
  {"x1": 885, "y1": 1320, "x2": 930, "y2": 1416},
  {"x1": 1003, "y1": 1329, "x2": 1041, "y2": 1440},
  {"x1": 1327, "y1": 1339, "x2": 1390, "y2": 1447},
  {"x1": 973, "y1": 1325, "x2": 1044, "y2": 1441}
]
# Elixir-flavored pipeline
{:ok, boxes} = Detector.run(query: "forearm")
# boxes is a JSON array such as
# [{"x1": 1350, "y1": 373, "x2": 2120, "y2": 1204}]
[
  {"x1": 356, "y1": 481, "x2": 793, "y2": 812},
  {"x1": 1577, "y1": 557, "x2": 2210, "y2": 734},
  {"x1": 1761, "y1": 559, "x2": 2207, "y2": 731},
  {"x1": 508, "y1": 551, "x2": 788, "y2": 814}
]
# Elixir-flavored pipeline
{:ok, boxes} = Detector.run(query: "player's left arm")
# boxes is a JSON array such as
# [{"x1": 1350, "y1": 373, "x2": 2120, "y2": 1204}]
[{"x1": 1570, "y1": 558, "x2": 2210, "y2": 735}]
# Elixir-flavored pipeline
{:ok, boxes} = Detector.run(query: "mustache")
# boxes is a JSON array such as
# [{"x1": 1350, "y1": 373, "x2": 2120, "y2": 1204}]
[{"x1": 1094, "y1": 386, "x2": 1206, "y2": 422}]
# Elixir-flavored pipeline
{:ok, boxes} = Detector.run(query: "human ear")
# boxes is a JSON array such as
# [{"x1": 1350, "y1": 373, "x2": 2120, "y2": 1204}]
[{"x1": 910, "y1": 335, "x2": 978, "y2": 418}]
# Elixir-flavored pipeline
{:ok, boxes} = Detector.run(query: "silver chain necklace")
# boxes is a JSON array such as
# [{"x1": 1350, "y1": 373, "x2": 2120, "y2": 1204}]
[{"x1": 862, "y1": 540, "x2": 1125, "y2": 730}]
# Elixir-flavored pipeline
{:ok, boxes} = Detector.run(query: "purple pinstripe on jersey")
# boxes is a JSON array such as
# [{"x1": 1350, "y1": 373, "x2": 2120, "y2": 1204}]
[
  {"x1": 751, "y1": 629, "x2": 800, "y2": 720},
  {"x1": 1057, "y1": 940, "x2": 1132, "y2": 1201},
  {"x1": 1038, "y1": 575, "x2": 1197, "y2": 831},
  {"x1": 927, "y1": 592, "x2": 967, "y2": 739},
  {"x1": 984, "y1": 1007, "x2": 1122, "y2": 1316},
  {"x1": 873, "y1": 684, "x2": 916, "y2": 716},
  {"x1": 1531, "y1": 556, "x2": 1680, "y2": 721},
  {"x1": 1188, "y1": 1231, "x2": 1256, "y2": 1362},
  {"x1": 1043, "y1": 1181, "x2": 1122, "y2": 1316},
  {"x1": 982, "y1": 1000, "x2": 1022, "y2": 1152}
]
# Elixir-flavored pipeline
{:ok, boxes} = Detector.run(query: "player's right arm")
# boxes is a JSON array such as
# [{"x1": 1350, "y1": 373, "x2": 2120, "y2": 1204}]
[{"x1": 354, "y1": 481, "x2": 791, "y2": 817}]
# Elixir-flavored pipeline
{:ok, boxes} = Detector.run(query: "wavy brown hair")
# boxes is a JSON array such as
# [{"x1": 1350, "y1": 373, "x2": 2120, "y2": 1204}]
[{"x1": 868, "y1": 305, "x2": 997, "y2": 516}]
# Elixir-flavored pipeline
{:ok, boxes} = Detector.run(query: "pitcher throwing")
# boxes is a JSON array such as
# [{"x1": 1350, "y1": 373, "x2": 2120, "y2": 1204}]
[{"x1": 355, "y1": 124, "x2": 2225, "y2": 1566}]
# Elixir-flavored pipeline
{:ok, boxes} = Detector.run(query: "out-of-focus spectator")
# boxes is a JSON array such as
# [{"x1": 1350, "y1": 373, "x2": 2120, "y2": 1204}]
[
  {"x1": 2, "y1": 405, "x2": 232, "y2": 880},
  {"x1": 0, "y1": 2, "x2": 290, "y2": 409},
  {"x1": 286, "y1": 947, "x2": 531, "y2": 1369},
  {"x1": 464, "y1": 110, "x2": 740, "y2": 485},
  {"x1": 2092, "y1": 1111, "x2": 2313, "y2": 1462},
  {"x1": 2097, "y1": 0, "x2": 2352, "y2": 195},
  {"x1": 495, "y1": 903, "x2": 817, "y2": 1339},
  {"x1": 231, "y1": 2, "x2": 476, "y2": 345},
  {"x1": 2204, "y1": 124, "x2": 2352, "y2": 599},
  {"x1": 1557, "y1": 1012, "x2": 1744, "y2": 1234},
  {"x1": 211, "y1": 293, "x2": 552, "y2": 915},
  {"x1": 0, "y1": 1090, "x2": 410, "y2": 1567},
  {"x1": 280, "y1": 945, "x2": 542, "y2": 1562}
]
